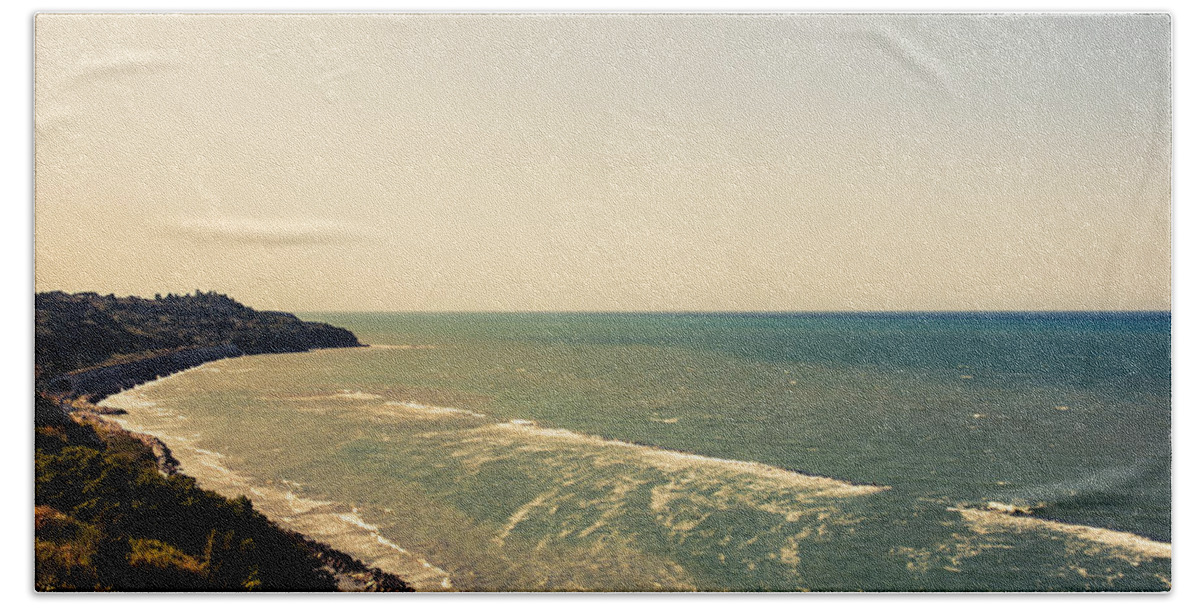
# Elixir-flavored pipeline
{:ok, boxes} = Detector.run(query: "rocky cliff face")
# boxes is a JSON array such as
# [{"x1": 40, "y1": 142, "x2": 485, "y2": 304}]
[
  {"x1": 36, "y1": 291, "x2": 364, "y2": 380},
  {"x1": 48, "y1": 344, "x2": 244, "y2": 401},
  {"x1": 37, "y1": 291, "x2": 368, "y2": 406}
]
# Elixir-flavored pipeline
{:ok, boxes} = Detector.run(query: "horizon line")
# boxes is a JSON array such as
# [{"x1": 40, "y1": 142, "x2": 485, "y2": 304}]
[
  {"x1": 36, "y1": 292, "x2": 1171, "y2": 316},
  {"x1": 293, "y1": 308, "x2": 1173, "y2": 315}
]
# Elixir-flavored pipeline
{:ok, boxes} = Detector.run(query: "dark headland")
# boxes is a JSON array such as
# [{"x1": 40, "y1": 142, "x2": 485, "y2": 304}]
[{"x1": 34, "y1": 290, "x2": 412, "y2": 591}]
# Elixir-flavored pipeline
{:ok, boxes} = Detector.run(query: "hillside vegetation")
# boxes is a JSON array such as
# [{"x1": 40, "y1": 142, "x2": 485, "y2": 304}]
[
  {"x1": 36, "y1": 290, "x2": 361, "y2": 381},
  {"x1": 34, "y1": 292, "x2": 400, "y2": 591},
  {"x1": 35, "y1": 400, "x2": 340, "y2": 591}
]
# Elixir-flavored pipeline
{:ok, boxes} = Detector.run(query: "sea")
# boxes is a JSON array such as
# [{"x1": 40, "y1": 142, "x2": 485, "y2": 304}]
[{"x1": 100, "y1": 312, "x2": 1171, "y2": 591}]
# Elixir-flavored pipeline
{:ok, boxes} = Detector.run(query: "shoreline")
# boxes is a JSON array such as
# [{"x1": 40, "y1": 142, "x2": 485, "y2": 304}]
[
  {"x1": 46, "y1": 350, "x2": 416, "y2": 593},
  {"x1": 56, "y1": 342, "x2": 1171, "y2": 592},
  {"x1": 72, "y1": 350, "x2": 1173, "y2": 592}
]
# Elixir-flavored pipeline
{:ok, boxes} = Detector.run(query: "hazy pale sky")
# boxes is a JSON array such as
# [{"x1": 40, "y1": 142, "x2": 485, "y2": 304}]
[{"x1": 35, "y1": 13, "x2": 1170, "y2": 312}]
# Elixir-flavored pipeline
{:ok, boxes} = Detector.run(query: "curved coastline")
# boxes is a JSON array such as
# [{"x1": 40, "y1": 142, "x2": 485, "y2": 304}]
[
  {"x1": 56, "y1": 352, "x2": 419, "y2": 592},
  {"x1": 86, "y1": 344, "x2": 1172, "y2": 592}
]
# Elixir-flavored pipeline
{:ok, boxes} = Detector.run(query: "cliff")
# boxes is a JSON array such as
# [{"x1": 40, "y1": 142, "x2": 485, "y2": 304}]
[
  {"x1": 34, "y1": 291, "x2": 406, "y2": 592},
  {"x1": 36, "y1": 290, "x2": 362, "y2": 382},
  {"x1": 48, "y1": 344, "x2": 243, "y2": 400}
]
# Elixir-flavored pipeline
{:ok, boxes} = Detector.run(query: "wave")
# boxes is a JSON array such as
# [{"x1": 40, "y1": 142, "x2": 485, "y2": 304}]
[
  {"x1": 383, "y1": 401, "x2": 486, "y2": 418},
  {"x1": 426, "y1": 418, "x2": 884, "y2": 580},
  {"x1": 951, "y1": 507, "x2": 1171, "y2": 564},
  {"x1": 274, "y1": 390, "x2": 386, "y2": 403},
  {"x1": 95, "y1": 382, "x2": 454, "y2": 591},
  {"x1": 484, "y1": 420, "x2": 886, "y2": 497},
  {"x1": 281, "y1": 507, "x2": 453, "y2": 590},
  {"x1": 96, "y1": 390, "x2": 197, "y2": 440},
  {"x1": 333, "y1": 390, "x2": 384, "y2": 400},
  {"x1": 178, "y1": 443, "x2": 454, "y2": 590}
]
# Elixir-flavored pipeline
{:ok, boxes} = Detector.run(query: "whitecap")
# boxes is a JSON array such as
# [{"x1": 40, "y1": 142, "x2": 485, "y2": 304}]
[
  {"x1": 950, "y1": 507, "x2": 1171, "y2": 563},
  {"x1": 487, "y1": 421, "x2": 885, "y2": 497},
  {"x1": 383, "y1": 401, "x2": 485, "y2": 418},
  {"x1": 333, "y1": 390, "x2": 383, "y2": 400}
]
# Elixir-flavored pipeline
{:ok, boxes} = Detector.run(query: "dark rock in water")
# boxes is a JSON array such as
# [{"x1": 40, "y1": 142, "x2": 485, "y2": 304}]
[
  {"x1": 984, "y1": 501, "x2": 1040, "y2": 516},
  {"x1": 131, "y1": 432, "x2": 182, "y2": 476},
  {"x1": 284, "y1": 531, "x2": 414, "y2": 592}
]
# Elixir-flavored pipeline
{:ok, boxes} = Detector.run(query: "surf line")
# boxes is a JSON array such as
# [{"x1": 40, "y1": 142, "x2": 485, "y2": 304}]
[
  {"x1": 97, "y1": 378, "x2": 456, "y2": 591},
  {"x1": 949, "y1": 507, "x2": 1171, "y2": 562},
  {"x1": 481, "y1": 419, "x2": 889, "y2": 497}
]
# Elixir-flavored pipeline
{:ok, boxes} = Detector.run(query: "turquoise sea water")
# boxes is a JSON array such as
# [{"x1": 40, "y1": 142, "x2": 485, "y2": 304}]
[{"x1": 104, "y1": 312, "x2": 1171, "y2": 591}]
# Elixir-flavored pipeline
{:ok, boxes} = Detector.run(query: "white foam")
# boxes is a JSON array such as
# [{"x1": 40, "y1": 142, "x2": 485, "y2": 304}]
[
  {"x1": 488, "y1": 421, "x2": 886, "y2": 497},
  {"x1": 951, "y1": 507, "x2": 1171, "y2": 563},
  {"x1": 98, "y1": 392, "x2": 157, "y2": 410},
  {"x1": 84, "y1": 356, "x2": 453, "y2": 590},
  {"x1": 984, "y1": 501, "x2": 1037, "y2": 515},
  {"x1": 284, "y1": 491, "x2": 334, "y2": 514},
  {"x1": 331, "y1": 512, "x2": 456, "y2": 587},
  {"x1": 160, "y1": 441, "x2": 451, "y2": 589},
  {"x1": 333, "y1": 390, "x2": 383, "y2": 400},
  {"x1": 383, "y1": 401, "x2": 485, "y2": 418},
  {"x1": 338, "y1": 511, "x2": 381, "y2": 532},
  {"x1": 186, "y1": 448, "x2": 248, "y2": 482}
]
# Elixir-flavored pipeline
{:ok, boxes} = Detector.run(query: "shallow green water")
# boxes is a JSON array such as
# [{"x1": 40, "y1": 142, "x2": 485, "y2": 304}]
[{"x1": 104, "y1": 312, "x2": 1171, "y2": 591}]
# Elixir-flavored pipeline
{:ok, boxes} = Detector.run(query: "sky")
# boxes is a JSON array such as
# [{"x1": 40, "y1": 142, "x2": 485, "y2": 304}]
[{"x1": 33, "y1": 13, "x2": 1171, "y2": 312}]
